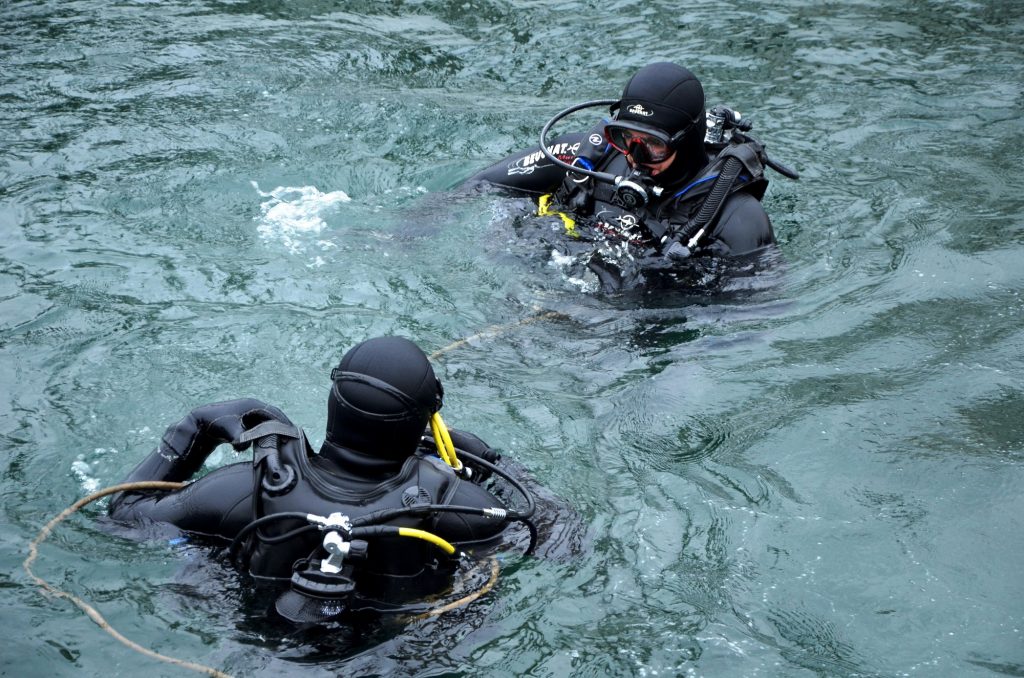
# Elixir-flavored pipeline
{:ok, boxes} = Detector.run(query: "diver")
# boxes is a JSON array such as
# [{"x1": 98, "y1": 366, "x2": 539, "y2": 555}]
[
  {"x1": 464, "y1": 61, "x2": 798, "y2": 291},
  {"x1": 107, "y1": 336, "x2": 534, "y2": 624}
]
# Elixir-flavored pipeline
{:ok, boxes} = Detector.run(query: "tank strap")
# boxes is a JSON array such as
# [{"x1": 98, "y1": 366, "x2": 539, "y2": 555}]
[
  {"x1": 717, "y1": 140, "x2": 766, "y2": 179},
  {"x1": 240, "y1": 420, "x2": 300, "y2": 496},
  {"x1": 237, "y1": 420, "x2": 300, "y2": 443}
]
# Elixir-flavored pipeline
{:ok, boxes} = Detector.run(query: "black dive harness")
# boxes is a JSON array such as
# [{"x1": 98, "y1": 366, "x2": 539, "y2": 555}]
[
  {"x1": 238, "y1": 419, "x2": 299, "y2": 495},
  {"x1": 225, "y1": 422, "x2": 537, "y2": 623},
  {"x1": 539, "y1": 99, "x2": 799, "y2": 257}
]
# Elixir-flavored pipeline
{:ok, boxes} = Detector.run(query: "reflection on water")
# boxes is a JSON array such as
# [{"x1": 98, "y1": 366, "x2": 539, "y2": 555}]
[{"x1": 2, "y1": 0, "x2": 1024, "y2": 676}]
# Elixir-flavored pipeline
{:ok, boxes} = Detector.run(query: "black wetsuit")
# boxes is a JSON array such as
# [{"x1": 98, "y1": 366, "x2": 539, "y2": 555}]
[
  {"x1": 108, "y1": 399, "x2": 508, "y2": 587},
  {"x1": 465, "y1": 124, "x2": 775, "y2": 289}
]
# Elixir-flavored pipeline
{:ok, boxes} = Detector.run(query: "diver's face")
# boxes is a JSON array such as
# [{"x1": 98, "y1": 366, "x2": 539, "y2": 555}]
[{"x1": 629, "y1": 151, "x2": 677, "y2": 176}]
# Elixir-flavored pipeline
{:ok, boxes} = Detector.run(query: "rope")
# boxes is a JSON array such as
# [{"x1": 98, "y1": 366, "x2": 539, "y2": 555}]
[
  {"x1": 415, "y1": 557, "x2": 501, "y2": 620},
  {"x1": 23, "y1": 313, "x2": 559, "y2": 673},
  {"x1": 23, "y1": 481, "x2": 233, "y2": 678},
  {"x1": 428, "y1": 310, "x2": 565, "y2": 361}
]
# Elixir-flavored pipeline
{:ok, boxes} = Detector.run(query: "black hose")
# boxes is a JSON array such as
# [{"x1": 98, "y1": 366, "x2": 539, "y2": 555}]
[
  {"x1": 260, "y1": 524, "x2": 318, "y2": 545},
  {"x1": 225, "y1": 511, "x2": 310, "y2": 566},
  {"x1": 512, "y1": 517, "x2": 538, "y2": 556},
  {"x1": 351, "y1": 503, "x2": 499, "y2": 527},
  {"x1": 731, "y1": 130, "x2": 799, "y2": 181},
  {"x1": 538, "y1": 99, "x2": 621, "y2": 185},
  {"x1": 351, "y1": 450, "x2": 535, "y2": 526},
  {"x1": 227, "y1": 504, "x2": 513, "y2": 567},
  {"x1": 691, "y1": 156, "x2": 743, "y2": 232},
  {"x1": 765, "y1": 155, "x2": 800, "y2": 180},
  {"x1": 460, "y1": 449, "x2": 537, "y2": 519},
  {"x1": 226, "y1": 450, "x2": 537, "y2": 567}
]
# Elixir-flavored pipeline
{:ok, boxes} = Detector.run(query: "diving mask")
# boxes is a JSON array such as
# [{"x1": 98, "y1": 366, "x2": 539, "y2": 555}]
[{"x1": 604, "y1": 122, "x2": 675, "y2": 164}]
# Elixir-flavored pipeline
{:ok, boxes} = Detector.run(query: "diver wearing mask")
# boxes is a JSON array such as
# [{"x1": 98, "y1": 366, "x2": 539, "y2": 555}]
[
  {"x1": 465, "y1": 62, "x2": 797, "y2": 288},
  {"x1": 108, "y1": 336, "x2": 531, "y2": 624}
]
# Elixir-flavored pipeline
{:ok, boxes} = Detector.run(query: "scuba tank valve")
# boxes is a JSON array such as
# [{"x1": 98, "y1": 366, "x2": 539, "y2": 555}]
[{"x1": 704, "y1": 105, "x2": 750, "y2": 144}]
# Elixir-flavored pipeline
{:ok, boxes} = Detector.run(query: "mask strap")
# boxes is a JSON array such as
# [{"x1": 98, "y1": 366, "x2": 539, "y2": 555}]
[
  {"x1": 668, "y1": 114, "x2": 703, "y2": 147},
  {"x1": 330, "y1": 370, "x2": 432, "y2": 421}
]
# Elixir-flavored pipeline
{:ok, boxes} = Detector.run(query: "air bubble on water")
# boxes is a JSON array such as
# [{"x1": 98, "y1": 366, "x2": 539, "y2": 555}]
[
  {"x1": 252, "y1": 181, "x2": 351, "y2": 257},
  {"x1": 71, "y1": 460, "x2": 99, "y2": 493}
]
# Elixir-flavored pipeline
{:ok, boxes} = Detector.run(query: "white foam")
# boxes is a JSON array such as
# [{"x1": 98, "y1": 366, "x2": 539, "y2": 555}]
[
  {"x1": 548, "y1": 248, "x2": 599, "y2": 293},
  {"x1": 252, "y1": 182, "x2": 351, "y2": 254},
  {"x1": 71, "y1": 456, "x2": 100, "y2": 494}
]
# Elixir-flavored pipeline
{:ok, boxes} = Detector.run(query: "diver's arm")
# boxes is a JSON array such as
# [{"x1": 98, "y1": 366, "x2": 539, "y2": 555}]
[
  {"x1": 703, "y1": 192, "x2": 775, "y2": 256},
  {"x1": 462, "y1": 132, "x2": 590, "y2": 195},
  {"x1": 118, "y1": 399, "x2": 289, "y2": 484},
  {"x1": 434, "y1": 479, "x2": 509, "y2": 545},
  {"x1": 109, "y1": 462, "x2": 257, "y2": 540},
  {"x1": 108, "y1": 398, "x2": 291, "y2": 534}
]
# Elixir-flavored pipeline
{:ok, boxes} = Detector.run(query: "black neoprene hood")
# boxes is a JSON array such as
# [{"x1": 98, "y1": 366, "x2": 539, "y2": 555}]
[
  {"x1": 611, "y1": 61, "x2": 709, "y2": 182},
  {"x1": 325, "y1": 336, "x2": 441, "y2": 459},
  {"x1": 615, "y1": 62, "x2": 706, "y2": 138}
]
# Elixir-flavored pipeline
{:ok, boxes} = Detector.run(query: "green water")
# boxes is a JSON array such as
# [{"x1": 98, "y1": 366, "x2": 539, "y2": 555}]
[{"x1": 2, "y1": 1, "x2": 1023, "y2": 676}]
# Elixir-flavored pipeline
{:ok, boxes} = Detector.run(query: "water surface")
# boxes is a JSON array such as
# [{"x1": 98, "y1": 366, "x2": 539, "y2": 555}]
[{"x1": 2, "y1": 1, "x2": 1023, "y2": 676}]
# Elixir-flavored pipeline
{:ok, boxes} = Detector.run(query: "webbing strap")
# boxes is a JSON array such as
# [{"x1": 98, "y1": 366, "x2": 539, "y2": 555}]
[{"x1": 237, "y1": 420, "x2": 300, "y2": 444}]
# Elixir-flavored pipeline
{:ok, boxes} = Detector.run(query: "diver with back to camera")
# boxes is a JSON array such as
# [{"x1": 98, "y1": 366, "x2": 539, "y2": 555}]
[
  {"x1": 464, "y1": 62, "x2": 798, "y2": 292},
  {"x1": 108, "y1": 336, "x2": 539, "y2": 625}
]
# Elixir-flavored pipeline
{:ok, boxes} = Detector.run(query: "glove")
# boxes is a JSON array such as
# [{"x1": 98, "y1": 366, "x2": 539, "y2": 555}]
[
  {"x1": 662, "y1": 240, "x2": 693, "y2": 261},
  {"x1": 120, "y1": 399, "x2": 290, "y2": 485}
]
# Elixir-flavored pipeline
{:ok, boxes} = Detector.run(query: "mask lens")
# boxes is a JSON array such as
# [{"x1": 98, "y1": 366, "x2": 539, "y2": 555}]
[{"x1": 605, "y1": 125, "x2": 672, "y2": 162}]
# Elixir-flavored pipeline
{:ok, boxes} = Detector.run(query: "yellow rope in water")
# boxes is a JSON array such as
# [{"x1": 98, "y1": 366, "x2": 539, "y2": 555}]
[{"x1": 23, "y1": 481, "x2": 233, "y2": 678}]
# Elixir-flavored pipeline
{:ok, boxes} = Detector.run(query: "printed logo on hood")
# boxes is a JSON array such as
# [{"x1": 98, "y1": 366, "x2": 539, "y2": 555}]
[{"x1": 627, "y1": 104, "x2": 654, "y2": 117}]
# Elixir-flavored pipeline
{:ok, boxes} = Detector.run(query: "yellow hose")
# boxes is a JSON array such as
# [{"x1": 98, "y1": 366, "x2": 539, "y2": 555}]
[
  {"x1": 396, "y1": 527, "x2": 456, "y2": 555},
  {"x1": 537, "y1": 193, "x2": 577, "y2": 236},
  {"x1": 430, "y1": 412, "x2": 462, "y2": 471},
  {"x1": 429, "y1": 414, "x2": 451, "y2": 466}
]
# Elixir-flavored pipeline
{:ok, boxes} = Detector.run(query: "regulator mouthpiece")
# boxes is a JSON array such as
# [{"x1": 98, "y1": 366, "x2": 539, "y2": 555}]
[{"x1": 612, "y1": 171, "x2": 663, "y2": 209}]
